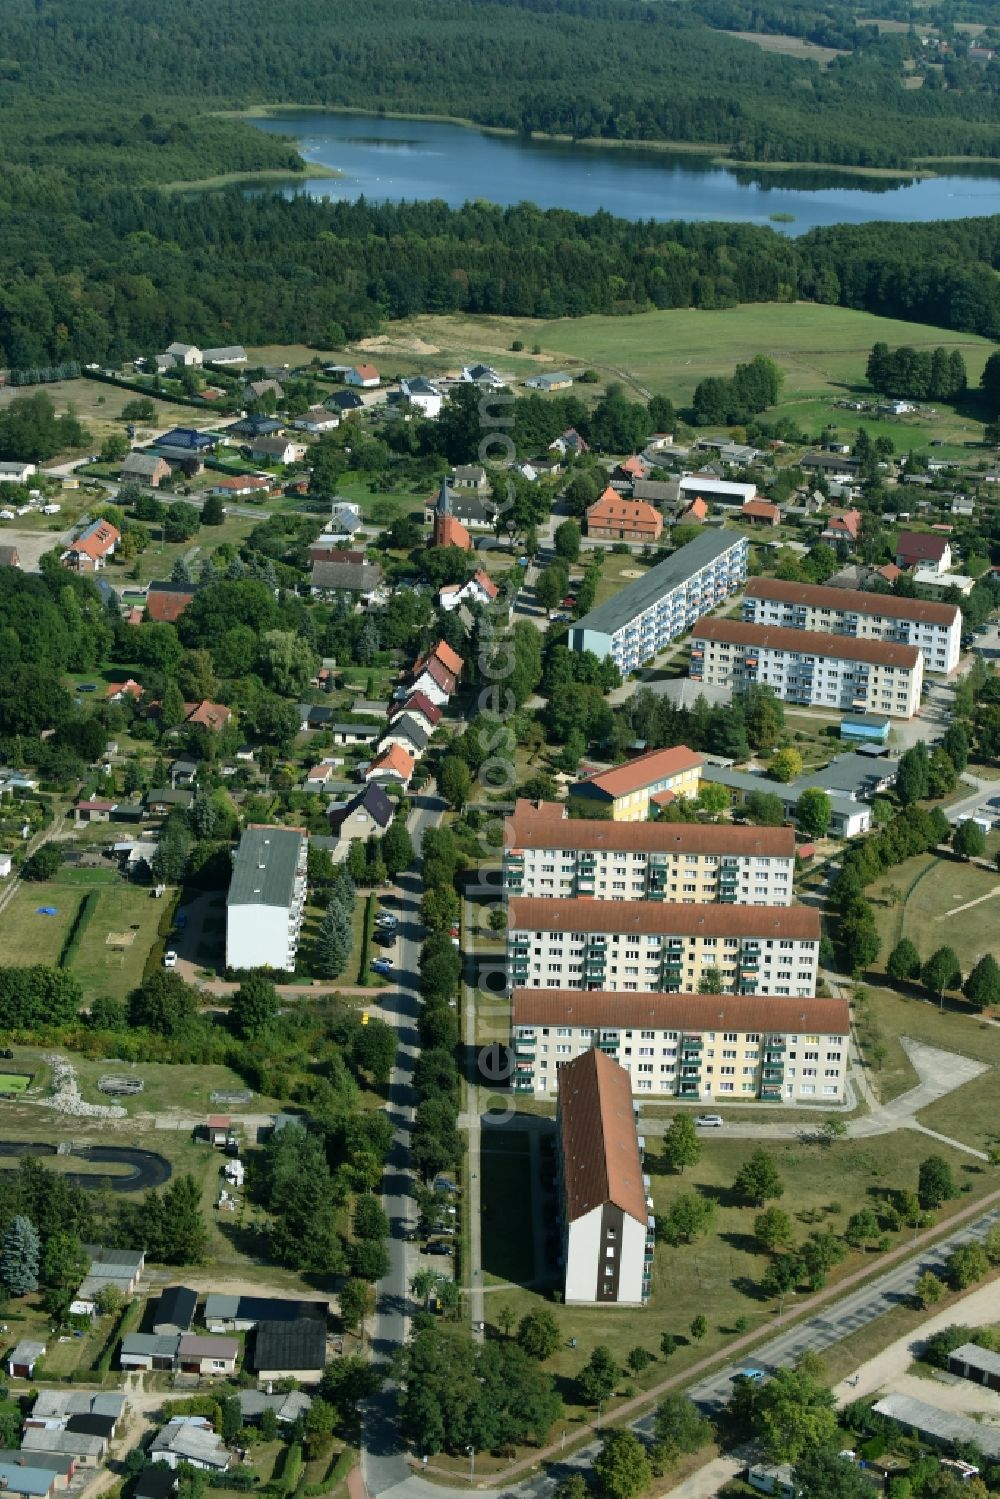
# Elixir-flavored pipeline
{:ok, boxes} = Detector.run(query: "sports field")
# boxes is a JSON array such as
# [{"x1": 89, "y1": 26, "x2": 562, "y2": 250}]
[{"x1": 0, "y1": 876, "x2": 164, "y2": 1001}]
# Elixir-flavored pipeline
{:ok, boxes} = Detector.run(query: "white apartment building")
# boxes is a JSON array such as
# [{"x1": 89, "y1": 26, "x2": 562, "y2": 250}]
[
  {"x1": 504, "y1": 799, "x2": 797, "y2": 905},
  {"x1": 569, "y1": 530, "x2": 749, "y2": 675},
  {"x1": 556, "y1": 1048, "x2": 652, "y2": 1304},
  {"x1": 512, "y1": 990, "x2": 851, "y2": 1103},
  {"x1": 742, "y1": 578, "x2": 960, "y2": 675},
  {"x1": 225, "y1": 827, "x2": 307, "y2": 973},
  {"x1": 690, "y1": 617, "x2": 923, "y2": 719},
  {"x1": 507, "y1": 898, "x2": 821, "y2": 998}
]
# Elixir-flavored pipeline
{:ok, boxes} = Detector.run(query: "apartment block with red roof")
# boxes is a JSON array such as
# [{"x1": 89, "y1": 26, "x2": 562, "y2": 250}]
[
  {"x1": 512, "y1": 990, "x2": 850, "y2": 1104},
  {"x1": 503, "y1": 799, "x2": 795, "y2": 903}
]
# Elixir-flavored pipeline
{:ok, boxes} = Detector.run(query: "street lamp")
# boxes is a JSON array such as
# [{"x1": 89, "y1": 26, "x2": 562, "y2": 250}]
[{"x1": 466, "y1": 1445, "x2": 475, "y2": 1479}]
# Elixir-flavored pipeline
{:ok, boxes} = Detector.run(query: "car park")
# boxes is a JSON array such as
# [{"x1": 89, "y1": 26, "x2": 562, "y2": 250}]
[{"x1": 695, "y1": 1113, "x2": 723, "y2": 1127}]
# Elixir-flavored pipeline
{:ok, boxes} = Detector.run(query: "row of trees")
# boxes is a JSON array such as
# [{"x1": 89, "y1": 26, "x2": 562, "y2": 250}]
[
  {"x1": 865, "y1": 341, "x2": 968, "y2": 401},
  {"x1": 412, "y1": 823, "x2": 464, "y2": 1183},
  {"x1": 831, "y1": 802, "x2": 953, "y2": 971}
]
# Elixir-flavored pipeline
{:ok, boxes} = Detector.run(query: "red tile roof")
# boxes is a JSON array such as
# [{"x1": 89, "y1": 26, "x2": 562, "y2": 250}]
[
  {"x1": 680, "y1": 497, "x2": 708, "y2": 521},
  {"x1": 896, "y1": 530, "x2": 950, "y2": 563},
  {"x1": 586, "y1": 487, "x2": 663, "y2": 539},
  {"x1": 558, "y1": 1049, "x2": 646, "y2": 1226},
  {"x1": 367, "y1": 743, "x2": 414, "y2": 781},
  {"x1": 513, "y1": 988, "x2": 850, "y2": 1037},
  {"x1": 106, "y1": 678, "x2": 143, "y2": 700},
  {"x1": 744, "y1": 576, "x2": 959, "y2": 627},
  {"x1": 823, "y1": 509, "x2": 861, "y2": 540},
  {"x1": 185, "y1": 700, "x2": 231, "y2": 730},
  {"x1": 576, "y1": 745, "x2": 703, "y2": 801},
  {"x1": 508, "y1": 896, "x2": 821, "y2": 939},
  {"x1": 431, "y1": 640, "x2": 464, "y2": 678},
  {"x1": 740, "y1": 500, "x2": 780, "y2": 523},
  {"x1": 692, "y1": 616, "x2": 920, "y2": 669},
  {"x1": 505, "y1": 800, "x2": 795, "y2": 857},
  {"x1": 433, "y1": 515, "x2": 472, "y2": 551},
  {"x1": 390, "y1": 692, "x2": 442, "y2": 727},
  {"x1": 473, "y1": 569, "x2": 499, "y2": 599}
]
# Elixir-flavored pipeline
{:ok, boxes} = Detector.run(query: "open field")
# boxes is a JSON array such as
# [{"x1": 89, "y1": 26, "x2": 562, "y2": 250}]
[
  {"x1": 870, "y1": 851, "x2": 1000, "y2": 981},
  {"x1": 465, "y1": 1123, "x2": 984, "y2": 1471},
  {"x1": 120, "y1": 508, "x2": 262, "y2": 585},
  {"x1": 0, "y1": 886, "x2": 76, "y2": 967},
  {"x1": 362, "y1": 304, "x2": 995, "y2": 458},
  {"x1": 0, "y1": 378, "x2": 210, "y2": 452},
  {"x1": 720, "y1": 30, "x2": 848, "y2": 64}
]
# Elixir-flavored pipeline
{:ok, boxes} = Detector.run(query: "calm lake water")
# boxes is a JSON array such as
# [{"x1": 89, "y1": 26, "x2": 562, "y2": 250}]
[{"x1": 251, "y1": 111, "x2": 1000, "y2": 234}]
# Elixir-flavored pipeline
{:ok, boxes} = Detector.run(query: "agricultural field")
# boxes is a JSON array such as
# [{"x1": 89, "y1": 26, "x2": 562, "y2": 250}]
[
  {"x1": 720, "y1": 30, "x2": 849, "y2": 65},
  {"x1": 0, "y1": 378, "x2": 207, "y2": 451},
  {"x1": 358, "y1": 303, "x2": 995, "y2": 459}
]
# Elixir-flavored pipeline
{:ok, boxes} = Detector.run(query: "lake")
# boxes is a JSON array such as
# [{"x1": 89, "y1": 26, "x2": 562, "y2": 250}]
[{"x1": 251, "y1": 111, "x2": 1000, "y2": 234}]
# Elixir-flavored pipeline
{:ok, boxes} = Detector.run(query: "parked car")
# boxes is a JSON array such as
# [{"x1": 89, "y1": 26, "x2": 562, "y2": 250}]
[
  {"x1": 376, "y1": 912, "x2": 397, "y2": 929},
  {"x1": 426, "y1": 1241, "x2": 454, "y2": 1256},
  {"x1": 371, "y1": 957, "x2": 394, "y2": 975},
  {"x1": 695, "y1": 1113, "x2": 723, "y2": 1128},
  {"x1": 163, "y1": 950, "x2": 178, "y2": 969},
  {"x1": 735, "y1": 1367, "x2": 767, "y2": 1383}
]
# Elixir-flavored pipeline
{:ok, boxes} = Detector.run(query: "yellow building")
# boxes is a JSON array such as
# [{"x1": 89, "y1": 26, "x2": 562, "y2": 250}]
[
  {"x1": 570, "y1": 745, "x2": 703, "y2": 822},
  {"x1": 511, "y1": 990, "x2": 850, "y2": 1102}
]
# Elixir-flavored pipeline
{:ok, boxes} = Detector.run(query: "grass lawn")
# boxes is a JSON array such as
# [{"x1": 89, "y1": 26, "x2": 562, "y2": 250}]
[
  {"x1": 481, "y1": 1129, "x2": 535, "y2": 1284},
  {"x1": 68, "y1": 882, "x2": 167, "y2": 1001},
  {"x1": 0, "y1": 886, "x2": 76, "y2": 967},
  {"x1": 0, "y1": 378, "x2": 209, "y2": 452},
  {"x1": 117, "y1": 509, "x2": 261, "y2": 585},
  {"x1": 360, "y1": 304, "x2": 994, "y2": 457},
  {"x1": 869, "y1": 850, "x2": 1000, "y2": 986}
]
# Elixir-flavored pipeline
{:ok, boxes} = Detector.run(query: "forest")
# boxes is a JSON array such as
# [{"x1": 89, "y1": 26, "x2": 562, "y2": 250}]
[{"x1": 1, "y1": 0, "x2": 1000, "y2": 177}]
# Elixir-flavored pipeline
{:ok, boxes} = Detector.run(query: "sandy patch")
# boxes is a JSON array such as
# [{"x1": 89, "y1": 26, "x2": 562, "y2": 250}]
[
  {"x1": 354, "y1": 334, "x2": 441, "y2": 357},
  {"x1": 620, "y1": 569, "x2": 645, "y2": 579}
]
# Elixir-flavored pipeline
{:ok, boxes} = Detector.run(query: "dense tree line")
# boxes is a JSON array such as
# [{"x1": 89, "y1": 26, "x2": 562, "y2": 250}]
[
  {"x1": 865, "y1": 341, "x2": 967, "y2": 401},
  {"x1": 692, "y1": 354, "x2": 782, "y2": 425}
]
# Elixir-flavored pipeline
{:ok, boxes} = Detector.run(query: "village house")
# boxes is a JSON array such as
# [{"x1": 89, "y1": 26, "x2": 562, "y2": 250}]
[
  {"x1": 821, "y1": 508, "x2": 862, "y2": 547},
  {"x1": 460, "y1": 364, "x2": 506, "y2": 389},
  {"x1": 678, "y1": 496, "x2": 708, "y2": 524},
  {"x1": 739, "y1": 499, "x2": 780, "y2": 527},
  {"x1": 106, "y1": 678, "x2": 143, "y2": 703},
  {"x1": 451, "y1": 464, "x2": 489, "y2": 492},
  {"x1": 364, "y1": 744, "x2": 415, "y2": 787},
  {"x1": 244, "y1": 378, "x2": 284, "y2": 403},
  {"x1": 328, "y1": 783, "x2": 394, "y2": 841},
  {"x1": 61, "y1": 519, "x2": 119, "y2": 573},
  {"x1": 549, "y1": 428, "x2": 588, "y2": 456},
  {"x1": 210, "y1": 474, "x2": 272, "y2": 499},
  {"x1": 150, "y1": 1418, "x2": 229, "y2": 1473},
  {"x1": 309, "y1": 559, "x2": 384, "y2": 599},
  {"x1": 388, "y1": 692, "x2": 441, "y2": 735},
  {"x1": 411, "y1": 653, "x2": 457, "y2": 705},
  {"x1": 121, "y1": 452, "x2": 171, "y2": 487},
  {"x1": 73, "y1": 799, "x2": 118, "y2": 826},
  {"x1": 153, "y1": 1287, "x2": 198, "y2": 1336},
  {"x1": 393, "y1": 376, "x2": 442, "y2": 418},
  {"x1": 145, "y1": 788, "x2": 194, "y2": 816},
  {"x1": 325, "y1": 390, "x2": 364, "y2": 414},
  {"x1": 185, "y1": 701, "x2": 232, "y2": 732},
  {"x1": 21, "y1": 1429, "x2": 107, "y2": 1468},
  {"x1": 0, "y1": 461, "x2": 36, "y2": 484},
  {"x1": 249, "y1": 437, "x2": 305, "y2": 467},
  {"x1": 249, "y1": 1319, "x2": 327, "y2": 1385},
  {"x1": 177, "y1": 1335, "x2": 239, "y2": 1377},
  {"x1": 164, "y1": 342, "x2": 202, "y2": 367},
  {"x1": 380, "y1": 713, "x2": 430, "y2": 759},
  {"x1": 344, "y1": 363, "x2": 380, "y2": 388},
  {"x1": 896, "y1": 530, "x2": 952, "y2": 573},
  {"x1": 291, "y1": 407, "x2": 340, "y2": 434},
  {"x1": 120, "y1": 1334, "x2": 180, "y2": 1373},
  {"x1": 438, "y1": 569, "x2": 499, "y2": 612}
]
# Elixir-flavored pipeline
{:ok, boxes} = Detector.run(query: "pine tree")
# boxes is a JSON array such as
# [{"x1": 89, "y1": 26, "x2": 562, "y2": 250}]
[
  {"x1": 1, "y1": 1215, "x2": 40, "y2": 1295},
  {"x1": 964, "y1": 954, "x2": 1000, "y2": 1012}
]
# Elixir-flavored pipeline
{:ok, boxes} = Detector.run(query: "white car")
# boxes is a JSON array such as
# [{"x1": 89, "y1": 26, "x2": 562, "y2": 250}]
[
  {"x1": 163, "y1": 950, "x2": 178, "y2": 969},
  {"x1": 695, "y1": 1113, "x2": 723, "y2": 1128}
]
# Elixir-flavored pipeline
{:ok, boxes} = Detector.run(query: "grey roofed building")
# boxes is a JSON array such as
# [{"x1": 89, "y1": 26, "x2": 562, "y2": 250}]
[
  {"x1": 948, "y1": 1341, "x2": 1000, "y2": 1385},
  {"x1": 150, "y1": 1418, "x2": 229, "y2": 1471},
  {"x1": 251, "y1": 1317, "x2": 327, "y2": 1375},
  {"x1": 121, "y1": 1333, "x2": 180, "y2": 1362},
  {"x1": 298, "y1": 704, "x2": 334, "y2": 728},
  {"x1": 0, "y1": 1453, "x2": 74, "y2": 1480},
  {"x1": 331, "y1": 783, "x2": 394, "y2": 833},
  {"x1": 29, "y1": 1392, "x2": 125, "y2": 1423},
  {"x1": 384, "y1": 714, "x2": 430, "y2": 754},
  {"x1": 204, "y1": 1293, "x2": 327, "y2": 1329},
  {"x1": 807, "y1": 751, "x2": 899, "y2": 799},
  {"x1": 310, "y1": 560, "x2": 382, "y2": 594},
  {"x1": 121, "y1": 452, "x2": 168, "y2": 479},
  {"x1": 202, "y1": 346, "x2": 247, "y2": 364},
  {"x1": 572, "y1": 529, "x2": 745, "y2": 640},
  {"x1": 0, "y1": 1459, "x2": 58, "y2": 1498},
  {"x1": 65, "y1": 1414, "x2": 116, "y2": 1440},
  {"x1": 325, "y1": 390, "x2": 364, "y2": 412},
  {"x1": 631, "y1": 479, "x2": 676, "y2": 504},
  {"x1": 237, "y1": 1390, "x2": 313, "y2": 1424},
  {"x1": 872, "y1": 1392, "x2": 1000, "y2": 1459},
  {"x1": 154, "y1": 1286, "x2": 198, "y2": 1335},
  {"x1": 700, "y1": 763, "x2": 876, "y2": 837},
  {"x1": 226, "y1": 827, "x2": 304, "y2": 911},
  {"x1": 21, "y1": 1429, "x2": 107, "y2": 1461}
]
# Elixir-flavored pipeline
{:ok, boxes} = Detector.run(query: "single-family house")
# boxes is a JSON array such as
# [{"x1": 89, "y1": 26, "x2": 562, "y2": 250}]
[
  {"x1": 298, "y1": 704, "x2": 333, "y2": 733},
  {"x1": 120, "y1": 1334, "x2": 179, "y2": 1373},
  {"x1": 177, "y1": 1335, "x2": 239, "y2": 1377},
  {"x1": 121, "y1": 452, "x2": 171, "y2": 488},
  {"x1": 74, "y1": 799, "x2": 118, "y2": 826},
  {"x1": 438, "y1": 569, "x2": 499, "y2": 612},
  {"x1": 896, "y1": 530, "x2": 952, "y2": 573},
  {"x1": 27, "y1": 1393, "x2": 125, "y2": 1433},
  {"x1": 206, "y1": 1114, "x2": 232, "y2": 1147},
  {"x1": 249, "y1": 437, "x2": 305, "y2": 466},
  {"x1": 250, "y1": 1318, "x2": 327, "y2": 1385},
  {"x1": 145, "y1": 581, "x2": 198, "y2": 623},
  {"x1": 155, "y1": 428, "x2": 215, "y2": 455},
  {"x1": 202, "y1": 346, "x2": 247, "y2": 366},
  {"x1": 237, "y1": 1391, "x2": 313, "y2": 1426},
  {"x1": 210, "y1": 474, "x2": 272, "y2": 499},
  {"x1": 364, "y1": 744, "x2": 415, "y2": 787},
  {"x1": 324, "y1": 390, "x2": 364, "y2": 414},
  {"x1": 106, "y1": 677, "x2": 143, "y2": 703},
  {"x1": 203, "y1": 1294, "x2": 328, "y2": 1334},
  {"x1": 380, "y1": 714, "x2": 430, "y2": 758},
  {"x1": 185, "y1": 700, "x2": 232, "y2": 732},
  {"x1": 344, "y1": 364, "x2": 379, "y2": 389},
  {"x1": 61, "y1": 519, "x2": 120, "y2": 573},
  {"x1": 244, "y1": 379, "x2": 284, "y2": 403},
  {"x1": 305, "y1": 761, "x2": 335, "y2": 788},
  {"x1": 153, "y1": 1287, "x2": 198, "y2": 1336},
  {"x1": 549, "y1": 428, "x2": 589, "y2": 456},
  {"x1": 329, "y1": 722, "x2": 378, "y2": 747},
  {"x1": 678, "y1": 496, "x2": 708, "y2": 524},
  {"x1": 0, "y1": 1453, "x2": 75, "y2": 1491},
  {"x1": 291, "y1": 407, "x2": 340, "y2": 434},
  {"x1": 226, "y1": 415, "x2": 284, "y2": 440},
  {"x1": 821, "y1": 508, "x2": 862, "y2": 547},
  {"x1": 309, "y1": 560, "x2": 384, "y2": 598},
  {"x1": 170, "y1": 759, "x2": 198, "y2": 789},
  {"x1": 145, "y1": 784, "x2": 193, "y2": 811},
  {"x1": 388, "y1": 692, "x2": 441, "y2": 734},
  {"x1": 410, "y1": 657, "x2": 455, "y2": 707},
  {"x1": 8, "y1": 1340, "x2": 45, "y2": 1379},
  {"x1": 451, "y1": 464, "x2": 489, "y2": 492},
  {"x1": 150, "y1": 1418, "x2": 229, "y2": 1473},
  {"x1": 418, "y1": 639, "x2": 463, "y2": 679},
  {"x1": 328, "y1": 783, "x2": 394, "y2": 840},
  {"x1": 0, "y1": 462, "x2": 36, "y2": 484},
  {"x1": 461, "y1": 364, "x2": 506, "y2": 389},
  {"x1": 393, "y1": 376, "x2": 442, "y2": 418},
  {"x1": 165, "y1": 343, "x2": 202, "y2": 367}
]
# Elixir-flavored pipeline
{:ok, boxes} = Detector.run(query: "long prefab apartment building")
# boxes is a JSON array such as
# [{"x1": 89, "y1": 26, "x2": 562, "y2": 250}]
[
  {"x1": 556, "y1": 1048, "x2": 653, "y2": 1304},
  {"x1": 690, "y1": 616, "x2": 923, "y2": 718},
  {"x1": 569, "y1": 529, "x2": 749, "y2": 675},
  {"x1": 742, "y1": 577, "x2": 960, "y2": 675},
  {"x1": 504, "y1": 800, "x2": 797, "y2": 905},
  {"x1": 507, "y1": 898, "x2": 820, "y2": 997},
  {"x1": 513, "y1": 990, "x2": 850, "y2": 1103},
  {"x1": 226, "y1": 826, "x2": 307, "y2": 972}
]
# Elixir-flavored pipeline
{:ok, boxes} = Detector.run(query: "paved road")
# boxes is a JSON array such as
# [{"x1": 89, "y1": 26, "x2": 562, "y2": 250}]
[{"x1": 363, "y1": 792, "x2": 447, "y2": 1499}]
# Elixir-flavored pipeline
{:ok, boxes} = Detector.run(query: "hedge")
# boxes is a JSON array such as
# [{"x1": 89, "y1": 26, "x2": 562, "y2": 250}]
[{"x1": 58, "y1": 890, "x2": 99, "y2": 969}]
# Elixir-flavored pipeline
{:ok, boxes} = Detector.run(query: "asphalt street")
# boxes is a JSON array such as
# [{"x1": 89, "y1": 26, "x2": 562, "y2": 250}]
[{"x1": 363, "y1": 793, "x2": 447, "y2": 1499}]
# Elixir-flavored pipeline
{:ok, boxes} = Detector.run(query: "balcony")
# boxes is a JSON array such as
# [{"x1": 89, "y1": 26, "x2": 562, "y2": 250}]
[
  {"x1": 681, "y1": 1035, "x2": 703, "y2": 1050},
  {"x1": 762, "y1": 1065, "x2": 784, "y2": 1082},
  {"x1": 679, "y1": 1081, "x2": 699, "y2": 1096},
  {"x1": 761, "y1": 1085, "x2": 782, "y2": 1100},
  {"x1": 514, "y1": 1038, "x2": 536, "y2": 1055},
  {"x1": 765, "y1": 1037, "x2": 786, "y2": 1053}
]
